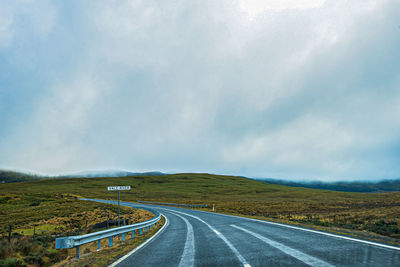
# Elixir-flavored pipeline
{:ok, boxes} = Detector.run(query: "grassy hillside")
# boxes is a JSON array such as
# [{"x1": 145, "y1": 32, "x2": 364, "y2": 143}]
[
  {"x1": 1, "y1": 173, "x2": 400, "y2": 244},
  {"x1": 0, "y1": 170, "x2": 45, "y2": 183},
  {"x1": 0, "y1": 190, "x2": 153, "y2": 266},
  {"x1": 0, "y1": 169, "x2": 165, "y2": 183}
]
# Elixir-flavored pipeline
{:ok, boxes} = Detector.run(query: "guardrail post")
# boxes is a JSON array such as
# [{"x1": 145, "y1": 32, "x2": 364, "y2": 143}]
[
  {"x1": 122, "y1": 233, "x2": 125, "y2": 242},
  {"x1": 76, "y1": 246, "x2": 80, "y2": 259},
  {"x1": 139, "y1": 228, "x2": 143, "y2": 235},
  {"x1": 131, "y1": 230, "x2": 135, "y2": 239},
  {"x1": 109, "y1": 236, "x2": 113, "y2": 247},
  {"x1": 97, "y1": 240, "x2": 101, "y2": 251}
]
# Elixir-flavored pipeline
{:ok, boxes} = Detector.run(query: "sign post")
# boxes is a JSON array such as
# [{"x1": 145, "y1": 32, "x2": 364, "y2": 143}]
[{"x1": 107, "y1": 186, "x2": 131, "y2": 227}]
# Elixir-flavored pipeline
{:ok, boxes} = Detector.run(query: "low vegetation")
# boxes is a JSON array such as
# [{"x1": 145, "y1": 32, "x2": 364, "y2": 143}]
[
  {"x1": 1, "y1": 172, "x2": 399, "y2": 266},
  {"x1": 0, "y1": 192, "x2": 153, "y2": 267}
]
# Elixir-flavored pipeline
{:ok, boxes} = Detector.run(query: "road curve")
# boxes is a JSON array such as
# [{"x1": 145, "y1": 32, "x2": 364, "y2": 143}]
[{"x1": 91, "y1": 200, "x2": 400, "y2": 267}]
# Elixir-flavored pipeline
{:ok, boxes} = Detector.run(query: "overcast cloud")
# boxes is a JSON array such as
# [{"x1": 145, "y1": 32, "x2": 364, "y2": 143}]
[{"x1": 0, "y1": 0, "x2": 399, "y2": 181}]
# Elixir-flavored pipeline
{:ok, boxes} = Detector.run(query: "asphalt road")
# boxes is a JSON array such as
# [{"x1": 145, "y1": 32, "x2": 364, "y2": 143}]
[{"x1": 93, "y1": 200, "x2": 400, "y2": 267}]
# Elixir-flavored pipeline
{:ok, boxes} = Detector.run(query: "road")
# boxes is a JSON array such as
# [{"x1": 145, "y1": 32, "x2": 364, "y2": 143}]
[{"x1": 92, "y1": 200, "x2": 400, "y2": 267}]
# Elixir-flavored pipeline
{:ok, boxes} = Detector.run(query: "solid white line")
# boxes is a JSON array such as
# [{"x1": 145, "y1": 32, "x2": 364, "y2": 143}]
[
  {"x1": 164, "y1": 209, "x2": 252, "y2": 267},
  {"x1": 221, "y1": 213, "x2": 400, "y2": 252},
  {"x1": 164, "y1": 206, "x2": 400, "y2": 252},
  {"x1": 93, "y1": 200, "x2": 400, "y2": 252},
  {"x1": 108, "y1": 214, "x2": 169, "y2": 267},
  {"x1": 169, "y1": 211, "x2": 195, "y2": 267},
  {"x1": 232, "y1": 224, "x2": 334, "y2": 267}
]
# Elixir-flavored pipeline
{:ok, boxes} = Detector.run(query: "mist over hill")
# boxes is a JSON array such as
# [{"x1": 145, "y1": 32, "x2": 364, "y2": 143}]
[
  {"x1": 254, "y1": 177, "x2": 400, "y2": 192},
  {"x1": 0, "y1": 169, "x2": 165, "y2": 183},
  {"x1": 57, "y1": 170, "x2": 166, "y2": 178},
  {"x1": 0, "y1": 170, "x2": 45, "y2": 183},
  {"x1": 1, "y1": 168, "x2": 399, "y2": 192}
]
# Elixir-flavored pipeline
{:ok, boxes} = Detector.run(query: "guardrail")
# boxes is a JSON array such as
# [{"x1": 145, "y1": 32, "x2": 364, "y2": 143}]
[
  {"x1": 138, "y1": 200, "x2": 207, "y2": 208},
  {"x1": 55, "y1": 201, "x2": 161, "y2": 259}
]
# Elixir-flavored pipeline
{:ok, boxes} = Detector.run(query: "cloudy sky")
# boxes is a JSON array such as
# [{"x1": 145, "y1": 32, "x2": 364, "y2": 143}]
[{"x1": 0, "y1": 0, "x2": 399, "y2": 181}]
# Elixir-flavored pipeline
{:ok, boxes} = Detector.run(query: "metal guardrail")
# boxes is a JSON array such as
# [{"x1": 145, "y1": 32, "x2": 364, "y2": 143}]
[
  {"x1": 138, "y1": 200, "x2": 207, "y2": 208},
  {"x1": 55, "y1": 200, "x2": 161, "y2": 259}
]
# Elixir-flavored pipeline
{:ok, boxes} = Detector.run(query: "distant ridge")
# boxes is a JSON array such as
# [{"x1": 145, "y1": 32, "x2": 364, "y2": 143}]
[
  {"x1": 254, "y1": 177, "x2": 400, "y2": 192},
  {"x1": 0, "y1": 169, "x2": 45, "y2": 183},
  {"x1": 58, "y1": 170, "x2": 166, "y2": 178},
  {"x1": 2, "y1": 169, "x2": 399, "y2": 192},
  {"x1": 0, "y1": 169, "x2": 166, "y2": 183}
]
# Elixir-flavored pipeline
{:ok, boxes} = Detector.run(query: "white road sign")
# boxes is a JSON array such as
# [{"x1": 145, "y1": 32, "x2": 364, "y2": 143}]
[{"x1": 108, "y1": 186, "x2": 131, "y2": 191}]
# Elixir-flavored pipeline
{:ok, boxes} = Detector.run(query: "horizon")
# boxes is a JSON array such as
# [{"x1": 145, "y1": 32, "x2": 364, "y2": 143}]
[
  {"x1": 1, "y1": 1, "x2": 400, "y2": 181},
  {"x1": 2, "y1": 167, "x2": 400, "y2": 184}
]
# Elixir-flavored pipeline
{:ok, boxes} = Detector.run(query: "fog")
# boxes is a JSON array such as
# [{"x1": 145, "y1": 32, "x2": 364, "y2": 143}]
[{"x1": 0, "y1": 0, "x2": 399, "y2": 181}]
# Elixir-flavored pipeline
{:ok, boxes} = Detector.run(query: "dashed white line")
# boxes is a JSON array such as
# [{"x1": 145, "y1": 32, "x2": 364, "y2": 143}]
[
  {"x1": 169, "y1": 211, "x2": 195, "y2": 267},
  {"x1": 231, "y1": 224, "x2": 334, "y2": 267},
  {"x1": 178, "y1": 208, "x2": 400, "y2": 252},
  {"x1": 165, "y1": 209, "x2": 251, "y2": 267}
]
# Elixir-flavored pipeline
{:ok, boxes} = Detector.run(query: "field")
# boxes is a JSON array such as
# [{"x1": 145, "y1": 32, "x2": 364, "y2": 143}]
[
  {"x1": 1, "y1": 173, "x2": 400, "y2": 265},
  {"x1": 3, "y1": 174, "x2": 400, "y2": 235},
  {"x1": 0, "y1": 191, "x2": 153, "y2": 266}
]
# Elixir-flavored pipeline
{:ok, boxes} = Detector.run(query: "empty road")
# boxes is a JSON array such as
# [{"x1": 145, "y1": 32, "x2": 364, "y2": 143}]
[{"x1": 90, "y1": 199, "x2": 400, "y2": 266}]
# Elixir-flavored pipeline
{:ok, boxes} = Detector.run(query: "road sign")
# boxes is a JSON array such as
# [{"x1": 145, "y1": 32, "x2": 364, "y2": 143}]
[
  {"x1": 107, "y1": 186, "x2": 131, "y2": 226},
  {"x1": 108, "y1": 186, "x2": 131, "y2": 191}
]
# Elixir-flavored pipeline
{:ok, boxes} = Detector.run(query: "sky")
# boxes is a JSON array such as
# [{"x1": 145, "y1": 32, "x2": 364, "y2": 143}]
[{"x1": 0, "y1": 0, "x2": 399, "y2": 181}]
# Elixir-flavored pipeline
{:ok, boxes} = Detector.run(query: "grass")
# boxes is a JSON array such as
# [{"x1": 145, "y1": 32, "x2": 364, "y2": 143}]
[
  {"x1": 0, "y1": 191, "x2": 154, "y2": 267},
  {"x1": 1, "y1": 172, "x2": 400, "y2": 265}
]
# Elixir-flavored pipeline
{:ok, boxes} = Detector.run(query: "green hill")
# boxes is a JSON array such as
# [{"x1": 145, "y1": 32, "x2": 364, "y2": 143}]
[
  {"x1": 1, "y1": 173, "x2": 400, "y2": 242},
  {"x1": 0, "y1": 170, "x2": 44, "y2": 183}
]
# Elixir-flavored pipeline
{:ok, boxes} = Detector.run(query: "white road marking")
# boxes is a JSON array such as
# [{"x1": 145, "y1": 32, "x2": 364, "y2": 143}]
[
  {"x1": 169, "y1": 212, "x2": 195, "y2": 267},
  {"x1": 108, "y1": 214, "x2": 169, "y2": 267},
  {"x1": 164, "y1": 209, "x2": 252, "y2": 267},
  {"x1": 90, "y1": 199, "x2": 400, "y2": 264},
  {"x1": 231, "y1": 224, "x2": 334, "y2": 267},
  {"x1": 210, "y1": 212, "x2": 400, "y2": 252}
]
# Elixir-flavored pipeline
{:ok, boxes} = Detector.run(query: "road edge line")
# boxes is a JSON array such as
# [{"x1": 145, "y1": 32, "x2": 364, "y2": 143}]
[
  {"x1": 197, "y1": 210, "x2": 400, "y2": 251},
  {"x1": 231, "y1": 224, "x2": 334, "y2": 267},
  {"x1": 108, "y1": 214, "x2": 169, "y2": 267},
  {"x1": 144, "y1": 203, "x2": 400, "y2": 251},
  {"x1": 167, "y1": 209, "x2": 252, "y2": 267}
]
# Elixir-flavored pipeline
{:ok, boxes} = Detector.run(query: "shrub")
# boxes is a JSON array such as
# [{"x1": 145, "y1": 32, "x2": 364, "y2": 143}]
[
  {"x1": 14, "y1": 237, "x2": 33, "y2": 256},
  {"x1": 365, "y1": 220, "x2": 400, "y2": 236},
  {"x1": 0, "y1": 241, "x2": 12, "y2": 259},
  {"x1": 44, "y1": 249, "x2": 66, "y2": 264},
  {"x1": 0, "y1": 258, "x2": 26, "y2": 267},
  {"x1": 23, "y1": 254, "x2": 43, "y2": 266},
  {"x1": 33, "y1": 235, "x2": 53, "y2": 247}
]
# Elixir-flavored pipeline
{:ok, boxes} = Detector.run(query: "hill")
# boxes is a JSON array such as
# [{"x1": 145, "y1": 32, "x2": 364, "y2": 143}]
[
  {"x1": 0, "y1": 169, "x2": 165, "y2": 183},
  {"x1": 58, "y1": 170, "x2": 166, "y2": 178},
  {"x1": 4, "y1": 168, "x2": 399, "y2": 193},
  {"x1": 1, "y1": 173, "x2": 400, "y2": 242},
  {"x1": 254, "y1": 178, "x2": 400, "y2": 192},
  {"x1": 0, "y1": 169, "x2": 44, "y2": 183}
]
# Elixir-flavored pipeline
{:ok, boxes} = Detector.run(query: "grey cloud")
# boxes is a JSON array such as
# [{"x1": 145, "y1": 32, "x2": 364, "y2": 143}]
[{"x1": 0, "y1": 0, "x2": 399, "y2": 180}]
